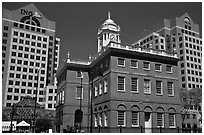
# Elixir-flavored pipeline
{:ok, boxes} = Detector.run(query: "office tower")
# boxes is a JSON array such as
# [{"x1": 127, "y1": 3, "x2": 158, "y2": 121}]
[
  {"x1": 2, "y1": 4, "x2": 60, "y2": 108},
  {"x1": 133, "y1": 13, "x2": 202, "y2": 90}
]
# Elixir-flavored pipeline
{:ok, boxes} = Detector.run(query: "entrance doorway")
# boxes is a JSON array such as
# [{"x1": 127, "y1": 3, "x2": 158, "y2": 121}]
[{"x1": 144, "y1": 112, "x2": 152, "y2": 133}]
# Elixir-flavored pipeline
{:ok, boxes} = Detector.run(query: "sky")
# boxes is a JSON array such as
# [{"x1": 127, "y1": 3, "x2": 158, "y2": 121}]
[{"x1": 2, "y1": 2, "x2": 202, "y2": 69}]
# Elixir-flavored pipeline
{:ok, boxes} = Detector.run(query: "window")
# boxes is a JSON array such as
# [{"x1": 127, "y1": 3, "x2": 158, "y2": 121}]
[
  {"x1": 14, "y1": 88, "x2": 19, "y2": 93},
  {"x1": 167, "y1": 82, "x2": 174, "y2": 96},
  {"x1": 98, "y1": 113, "x2": 102, "y2": 127},
  {"x1": 132, "y1": 111, "x2": 139, "y2": 127},
  {"x1": 14, "y1": 96, "x2": 18, "y2": 101},
  {"x1": 166, "y1": 65, "x2": 172, "y2": 73},
  {"x1": 104, "y1": 79, "x2": 108, "y2": 93},
  {"x1": 76, "y1": 71, "x2": 83, "y2": 78},
  {"x1": 94, "y1": 85, "x2": 98, "y2": 97},
  {"x1": 157, "y1": 113, "x2": 164, "y2": 127},
  {"x1": 8, "y1": 88, "x2": 13, "y2": 92},
  {"x1": 99, "y1": 82, "x2": 102, "y2": 95},
  {"x1": 118, "y1": 111, "x2": 125, "y2": 126},
  {"x1": 155, "y1": 63, "x2": 161, "y2": 71},
  {"x1": 118, "y1": 58, "x2": 125, "y2": 67},
  {"x1": 49, "y1": 89, "x2": 53, "y2": 93},
  {"x1": 131, "y1": 77, "x2": 138, "y2": 92},
  {"x1": 143, "y1": 61, "x2": 150, "y2": 70},
  {"x1": 156, "y1": 81, "x2": 163, "y2": 95},
  {"x1": 48, "y1": 104, "x2": 52, "y2": 108},
  {"x1": 76, "y1": 86, "x2": 83, "y2": 99},
  {"x1": 7, "y1": 95, "x2": 12, "y2": 100},
  {"x1": 94, "y1": 114, "x2": 98, "y2": 127},
  {"x1": 48, "y1": 96, "x2": 52, "y2": 101},
  {"x1": 130, "y1": 60, "x2": 138, "y2": 68},
  {"x1": 4, "y1": 26, "x2": 8, "y2": 30},
  {"x1": 118, "y1": 76, "x2": 125, "y2": 91},
  {"x1": 144, "y1": 79, "x2": 151, "y2": 94},
  {"x1": 104, "y1": 112, "x2": 108, "y2": 127}
]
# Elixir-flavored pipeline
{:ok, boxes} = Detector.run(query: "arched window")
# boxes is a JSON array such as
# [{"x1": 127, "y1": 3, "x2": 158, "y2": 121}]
[
  {"x1": 169, "y1": 108, "x2": 176, "y2": 128},
  {"x1": 98, "y1": 107, "x2": 103, "y2": 127},
  {"x1": 94, "y1": 108, "x2": 98, "y2": 127},
  {"x1": 103, "y1": 105, "x2": 108, "y2": 127},
  {"x1": 117, "y1": 104, "x2": 126, "y2": 127},
  {"x1": 156, "y1": 107, "x2": 164, "y2": 127},
  {"x1": 131, "y1": 106, "x2": 140, "y2": 127}
]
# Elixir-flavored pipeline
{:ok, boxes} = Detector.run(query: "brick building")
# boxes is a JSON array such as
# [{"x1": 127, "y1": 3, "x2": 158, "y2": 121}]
[{"x1": 56, "y1": 13, "x2": 182, "y2": 133}]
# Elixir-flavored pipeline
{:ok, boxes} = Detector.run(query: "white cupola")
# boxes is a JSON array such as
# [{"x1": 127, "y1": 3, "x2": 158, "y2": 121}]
[{"x1": 97, "y1": 12, "x2": 121, "y2": 52}]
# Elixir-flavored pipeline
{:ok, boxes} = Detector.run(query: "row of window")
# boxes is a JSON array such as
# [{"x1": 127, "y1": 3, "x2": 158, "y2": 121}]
[
  {"x1": 181, "y1": 62, "x2": 202, "y2": 70},
  {"x1": 182, "y1": 76, "x2": 202, "y2": 83},
  {"x1": 9, "y1": 73, "x2": 45, "y2": 81},
  {"x1": 12, "y1": 38, "x2": 48, "y2": 48},
  {"x1": 181, "y1": 69, "x2": 202, "y2": 76},
  {"x1": 11, "y1": 52, "x2": 46, "y2": 61},
  {"x1": 13, "y1": 22, "x2": 47, "y2": 34},
  {"x1": 12, "y1": 43, "x2": 47, "y2": 52},
  {"x1": 188, "y1": 83, "x2": 202, "y2": 89},
  {"x1": 184, "y1": 36, "x2": 202, "y2": 44},
  {"x1": 117, "y1": 76, "x2": 174, "y2": 96},
  {"x1": 181, "y1": 28, "x2": 198, "y2": 38},
  {"x1": 180, "y1": 49, "x2": 202, "y2": 57},
  {"x1": 8, "y1": 80, "x2": 44, "y2": 88},
  {"x1": 118, "y1": 58, "x2": 173, "y2": 73},
  {"x1": 94, "y1": 79, "x2": 108, "y2": 97},
  {"x1": 180, "y1": 56, "x2": 202, "y2": 64},
  {"x1": 181, "y1": 83, "x2": 202, "y2": 89},
  {"x1": 94, "y1": 111, "x2": 176, "y2": 128},
  {"x1": 6, "y1": 95, "x2": 44, "y2": 102},
  {"x1": 10, "y1": 59, "x2": 46, "y2": 68},
  {"x1": 13, "y1": 30, "x2": 48, "y2": 42},
  {"x1": 184, "y1": 43, "x2": 202, "y2": 51}
]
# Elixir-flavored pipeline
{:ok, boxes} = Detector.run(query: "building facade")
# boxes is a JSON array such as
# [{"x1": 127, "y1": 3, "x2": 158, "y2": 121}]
[
  {"x1": 2, "y1": 4, "x2": 60, "y2": 110},
  {"x1": 133, "y1": 13, "x2": 202, "y2": 90},
  {"x1": 56, "y1": 13, "x2": 182, "y2": 133}
]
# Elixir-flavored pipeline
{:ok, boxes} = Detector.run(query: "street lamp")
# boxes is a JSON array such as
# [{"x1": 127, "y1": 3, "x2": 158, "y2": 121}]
[
  {"x1": 33, "y1": 67, "x2": 41, "y2": 133},
  {"x1": 10, "y1": 103, "x2": 15, "y2": 132}
]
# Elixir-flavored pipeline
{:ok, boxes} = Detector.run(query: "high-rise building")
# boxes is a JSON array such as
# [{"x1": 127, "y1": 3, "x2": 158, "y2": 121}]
[
  {"x1": 133, "y1": 13, "x2": 202, "y2": 90},
  {"x1": 2, "y1": 4, "x2": 60, "y2": 109},
  {"x1": 56, "y1": 13, "x2": 182, "y2": 133}
]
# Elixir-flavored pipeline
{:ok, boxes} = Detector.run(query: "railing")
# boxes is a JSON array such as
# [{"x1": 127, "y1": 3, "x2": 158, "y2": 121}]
[{"x1": 62, "y1": 126, "x2": 202, "y2": 133}]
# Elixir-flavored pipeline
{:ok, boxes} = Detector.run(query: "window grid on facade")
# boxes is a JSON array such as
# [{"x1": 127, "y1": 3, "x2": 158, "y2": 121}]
[
  {"x1": 132, "y1": 111, "x2": 139, "y2": 127},
  {"x1": 131, "y1": 77, "x2": 138, "y2": 92},
  {"x1": 118, "y1": 111, "x2": 125, "y2": 126},
  {"x1": 118, "y1": 76, "x2": 125, "y2": 91},
  {"x1": 156, "y1": 81, "x2": 162, "y2": 95},
  {"x1": 169, "y1": 113, "x2": 175, "y2": 128},
  {"x1": 167, "y1": 82, "x2": 174, "y2": 96},
  {"x1": 157, "y1": 113, "x2": 164, "y2": 127},
  {"x1": 144, "y1": 79, "x2": 151, "y2": 94},
  {"x1": 117, "y1": 58, "x2": 125, "y2": 67}
]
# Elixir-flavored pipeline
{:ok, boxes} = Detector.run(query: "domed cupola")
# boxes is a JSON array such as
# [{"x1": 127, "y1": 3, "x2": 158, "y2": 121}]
[{"x1": 97, "y1": 12, "x2": 121, "y2": 52}]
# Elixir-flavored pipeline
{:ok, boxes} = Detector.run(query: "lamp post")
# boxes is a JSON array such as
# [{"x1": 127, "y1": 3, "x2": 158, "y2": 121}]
[
  {"x1": 33, "y1": 68, "x2": 41, "y2": 133},
  {"x1": 79, "y1": 70, "x2": 83, "y2": 132},
  {"x1": 10, "y1": 103, "x2": 15, "y2": 132}
]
